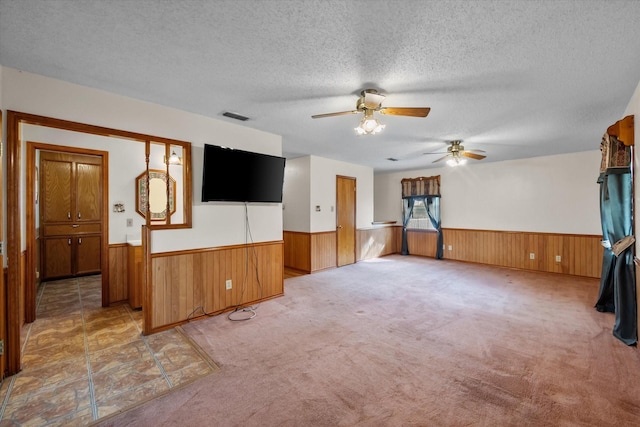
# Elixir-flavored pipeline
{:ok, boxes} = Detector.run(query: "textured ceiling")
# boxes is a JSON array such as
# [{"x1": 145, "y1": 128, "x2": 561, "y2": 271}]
[{"x1": 1, "y1": 0, "x2": 640, "y2": 172}]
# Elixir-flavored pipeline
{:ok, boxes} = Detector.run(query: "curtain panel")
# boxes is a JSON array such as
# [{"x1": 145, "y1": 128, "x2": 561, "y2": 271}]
[{"x1": 596, "y1": 118, "x2": 636, "y2": 346}]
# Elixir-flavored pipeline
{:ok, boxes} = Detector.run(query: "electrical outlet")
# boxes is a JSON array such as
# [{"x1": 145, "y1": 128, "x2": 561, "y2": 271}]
[
  {"x1": 529, "y1": 253, "x2": 535, "y2": 260},
  {"x1": 225, "y1": 279, "x2": 232, "y2": 290},
  {"x1": 442, "y1": 244, "x2": 445, "y2": 250},
  {"x1": 555, "y1": 255, "x2": 561, "y2": 262},
  {"x1": 126, "y1": 218, "x2": 133, "y2": 227},
  {"x1": 448, "y1": 245, "x2": 452, "y2": 251}
]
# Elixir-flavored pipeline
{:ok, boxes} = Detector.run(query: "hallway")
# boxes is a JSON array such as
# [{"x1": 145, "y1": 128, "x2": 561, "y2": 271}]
[{"x1": 0, "y1": 275, "x2": 217, "y2": 425}]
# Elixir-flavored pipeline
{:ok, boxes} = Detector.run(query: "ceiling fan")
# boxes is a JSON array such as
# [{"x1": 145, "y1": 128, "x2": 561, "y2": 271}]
[
  {"x1": 311, "y1": 89, "x2": 431, "y2": 135},
  {"x1": 429, "y1": 140, "x2": 486, "y2": 166}
]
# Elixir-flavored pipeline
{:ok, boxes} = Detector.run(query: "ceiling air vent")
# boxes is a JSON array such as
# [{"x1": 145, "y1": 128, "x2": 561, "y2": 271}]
[
  {"x1": 222, "y1": 111, "x2": 250, "y2": 121},
  {"x1": 386, "y1": 157, "x2": 399, "y2": 162}
]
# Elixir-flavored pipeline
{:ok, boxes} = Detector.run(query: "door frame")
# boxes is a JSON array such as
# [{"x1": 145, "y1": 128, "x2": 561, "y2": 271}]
[
  {"x1": 27, "y1": 142, "x2": 109, "y2": 321},
  {"x1": 336, "y1": 175, "x2": 356, "y2": 267},
  {"x1": 5, "y1": 110, "x2": 193, "y2": 376}
]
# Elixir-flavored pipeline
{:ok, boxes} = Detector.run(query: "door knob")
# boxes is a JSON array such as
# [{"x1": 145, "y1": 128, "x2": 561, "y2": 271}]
[
  {"x1": 68, "y1": 238, "x2": 71, "y2": 245},
  {"x1": 67, "y1": 212, "x2": 71, "y2": 220},
  {"x1": 337, "y1": 225, "x2": 343, "y2": 229}
]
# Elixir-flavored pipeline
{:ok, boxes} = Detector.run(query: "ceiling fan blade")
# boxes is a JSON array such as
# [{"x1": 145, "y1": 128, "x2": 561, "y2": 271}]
[
  {"x1": 363, "y1": 92, "x2": 386, "y2": 109},
  {"x1": 423, "y1": 151, "x2": 447, "y2": 155},
  {"x1": 461, "y1": 151, "x2": 486, "y2": 160},
  {"x1": 311, "y1": 110, "x2": 359, "y2": 119},
  {"x1": 379, "y1": 107, "x2": 431, "y2": 117},
  {"x1": 432, "y1": 154, "x2": 450, "y2": 163},
  {"x1": 465, "y1": 148, "x2": 486, "y2": 154}
]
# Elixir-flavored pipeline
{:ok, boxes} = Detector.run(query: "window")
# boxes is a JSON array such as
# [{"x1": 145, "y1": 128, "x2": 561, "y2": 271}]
[{"x1": 406, "y1": 199, "x2": 435, "y2": 231}]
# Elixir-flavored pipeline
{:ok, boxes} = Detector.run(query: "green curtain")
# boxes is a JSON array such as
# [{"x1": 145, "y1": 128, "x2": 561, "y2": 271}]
[{"x1": 595, "y1": 170, "x2": 636, "y2": 345}]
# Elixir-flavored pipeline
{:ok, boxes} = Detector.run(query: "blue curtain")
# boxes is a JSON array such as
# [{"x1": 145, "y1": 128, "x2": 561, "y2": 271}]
[
  {"x1": 595, "y1": 170, "x2": 636, "y2": 345},
  {"x1": 425, "y1": 196, "x2": 443, "y2": 259},
  {"x1": 401, "y1": 198, "x2": 415, "y2": 255}
]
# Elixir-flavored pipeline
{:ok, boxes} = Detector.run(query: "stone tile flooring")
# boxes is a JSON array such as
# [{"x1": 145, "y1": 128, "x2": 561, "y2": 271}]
[{"x1": 0, "y1": 275, "x2": 218, "y2": 425}]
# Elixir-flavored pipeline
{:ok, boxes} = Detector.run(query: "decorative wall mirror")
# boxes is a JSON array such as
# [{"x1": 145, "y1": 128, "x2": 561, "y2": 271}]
[{"x1": 136, "y1": 169, "x2": 176, "y2": 221}]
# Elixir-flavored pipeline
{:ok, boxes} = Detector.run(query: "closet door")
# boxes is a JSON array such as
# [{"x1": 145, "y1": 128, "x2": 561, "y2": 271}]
[
  {"x1": 41, "y1": 158, "x2": 73, "y2": 223},
  {"x1": 75, "y1": 235, "x2": 102, "y2": 275},
  {"x1": 75, "y1": 161, "x2": 102, "y2": 222},
  {"x1": 42, "y1": 237, "x2": 73, "y2": 279}
]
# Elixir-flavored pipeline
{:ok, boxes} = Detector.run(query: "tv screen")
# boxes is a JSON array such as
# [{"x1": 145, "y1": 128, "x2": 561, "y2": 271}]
[{"x1": 201, "y1": 144, "x2": 286, "y2": 203}]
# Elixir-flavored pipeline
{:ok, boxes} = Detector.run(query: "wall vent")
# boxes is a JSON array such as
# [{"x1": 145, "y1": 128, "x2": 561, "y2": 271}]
[{"x1": 222, "y1": 111, "x2": 250, "y2": 121}]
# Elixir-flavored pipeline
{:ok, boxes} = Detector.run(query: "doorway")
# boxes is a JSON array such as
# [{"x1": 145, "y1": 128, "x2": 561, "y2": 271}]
[
  {"x1": 336, "y1": 175, "x2": 356, "y2": 267},
  {"x1": 26, "y1": 142, "x2": 109, "y2": 323}
]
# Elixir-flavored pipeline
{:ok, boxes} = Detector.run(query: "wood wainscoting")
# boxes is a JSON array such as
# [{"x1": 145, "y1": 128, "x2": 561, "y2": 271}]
[
  {"x1": 441, "y1": 228, "x2": 603, "y2": 278},
  {"x1": 356, "y1": 226, "x2": 400, "y2": 261},
  {"x1": 286, "y1": 226, "x2": 602, "y2": 278},
  {"x1": 402, "y1": 228, "x2": 602, "y2": 278},
  {"x1": 147, "y1": 240, "x2": 284, "y2": 333},
  {"x1": 108, "y1": 244, "x2": 129, "y2": 304},
  {"x1": 284, "y1": 227, "x2": 399, "y2": 272},
  {"x1": 283, "y1": 231, "x2": 311, "y2": 272},
  {"x1": 283, "y1": 231, "x2": 337, "y2": 273}
]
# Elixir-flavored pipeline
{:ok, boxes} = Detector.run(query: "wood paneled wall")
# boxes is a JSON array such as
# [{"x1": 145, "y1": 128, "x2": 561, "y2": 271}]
[
  {"x1": 285, "y1": 226, "x2": 601, "y2": 278},
  {"x1": 148, "y1": 240, "x2": 284, "y2": 332},
  {"x1": 357, "y1": 226, "x2": 399, "y2": 261},
  {"x1": 108, "y1": 244, "x2": 128, "y2": 304},
  {"x1": 283, "y1": 231, "x2": 337, "y2": 272},
  {"x1": 283, "y1": 231, "x2": 311, "y2": 272},
  {"x1": 441, "y1": 228, "x2": 603, "y2": 278},
  {"x1": 311, "y1": 232, "x2": 336, "y2": 271}
]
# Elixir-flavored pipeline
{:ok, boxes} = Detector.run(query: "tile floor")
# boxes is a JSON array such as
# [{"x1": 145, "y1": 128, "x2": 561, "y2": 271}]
[{"x1": 0, "y1": 275, "x2": 218, "y2": 426}]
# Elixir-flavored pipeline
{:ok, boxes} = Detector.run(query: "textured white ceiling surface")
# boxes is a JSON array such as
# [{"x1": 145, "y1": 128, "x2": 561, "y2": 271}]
[{"x1": 1, "y1": 0, "x2": 640, "y2": 171}]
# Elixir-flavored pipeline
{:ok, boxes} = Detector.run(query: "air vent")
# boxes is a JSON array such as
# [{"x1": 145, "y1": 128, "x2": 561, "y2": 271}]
[
  {"x1": 222, "y1": 111, "x2": 250, "y2": 121},
  {"x1": 386, "y1": 157, "x2": 399, "y2": 162}
]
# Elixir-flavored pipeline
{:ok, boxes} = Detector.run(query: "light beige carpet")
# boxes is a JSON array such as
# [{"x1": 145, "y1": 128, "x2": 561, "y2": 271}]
[{"x1": 98, "y1": 255, "x2": 640, "y2": 426}]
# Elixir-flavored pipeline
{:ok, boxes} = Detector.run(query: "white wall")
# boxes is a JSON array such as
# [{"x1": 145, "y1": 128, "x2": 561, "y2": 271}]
[
  {"x1": 309, "y1": 155, "x2": 374, "y2": 232},
  {"x1": 375, "y1": 150, "x2": 602, "y2": 235},
  {"x1": 1, "y1": 66, "x2": 283, "y2": 253},
  {"x1": 281, "y1": 155, "x2": 374, "y2": 233},
  {"x1": 282, "y1": 156, "x2": 311, "y2": 232}
]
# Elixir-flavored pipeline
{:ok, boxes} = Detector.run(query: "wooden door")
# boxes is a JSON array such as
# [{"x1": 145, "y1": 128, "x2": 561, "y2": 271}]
[
  {"x1": 75, "y1": 162, "x2": 102, "y2": 222},
  {"x1": 41, "y1": 158, "x2": 72, "y2": 222},
  {"x1": 336, "y1": 176, "x2": 356, "y2": 267},
  {"x1": 40, "y1": 151, "x2": 103, "y2": 280}
]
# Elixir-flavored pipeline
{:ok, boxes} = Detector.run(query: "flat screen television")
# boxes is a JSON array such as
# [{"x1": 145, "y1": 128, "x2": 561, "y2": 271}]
[{"x1": 201, "y1": 144, "x2": 286, "y2": 203}]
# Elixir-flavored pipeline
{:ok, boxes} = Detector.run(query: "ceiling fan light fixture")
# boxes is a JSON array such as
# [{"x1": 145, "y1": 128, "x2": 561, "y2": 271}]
[
  {"x1": 355, "y1": 111, "x2": 385, "y2": 135},
  {"x1": 446, "y1": 156, "x2": 467, "y2": 167}
]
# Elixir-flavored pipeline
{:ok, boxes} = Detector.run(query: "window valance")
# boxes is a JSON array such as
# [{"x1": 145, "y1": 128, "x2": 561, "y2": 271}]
[
  {"x1": 600, "y1": 115, "x2": 634, "y2": 174},
  {"x1": 401, "y1": 175, "x2": 440, "y2": 198}
]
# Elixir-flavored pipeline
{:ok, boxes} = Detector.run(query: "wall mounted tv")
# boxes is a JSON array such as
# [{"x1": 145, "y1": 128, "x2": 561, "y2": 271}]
[{"x1": 201, "y1": 144, "x2": 286, "y2": 203}]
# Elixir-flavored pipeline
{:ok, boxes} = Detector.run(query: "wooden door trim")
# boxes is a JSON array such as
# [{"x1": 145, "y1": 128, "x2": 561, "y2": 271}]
[
  {"x1": 336, "y1": 175, "x2": 357, "y2": 267},
  {"x1": 27, "y1": 142, "x2": 109, "y2": 318},
  {"x1": 7, "y1": 110, "x2": 194, "y2": 375}
]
